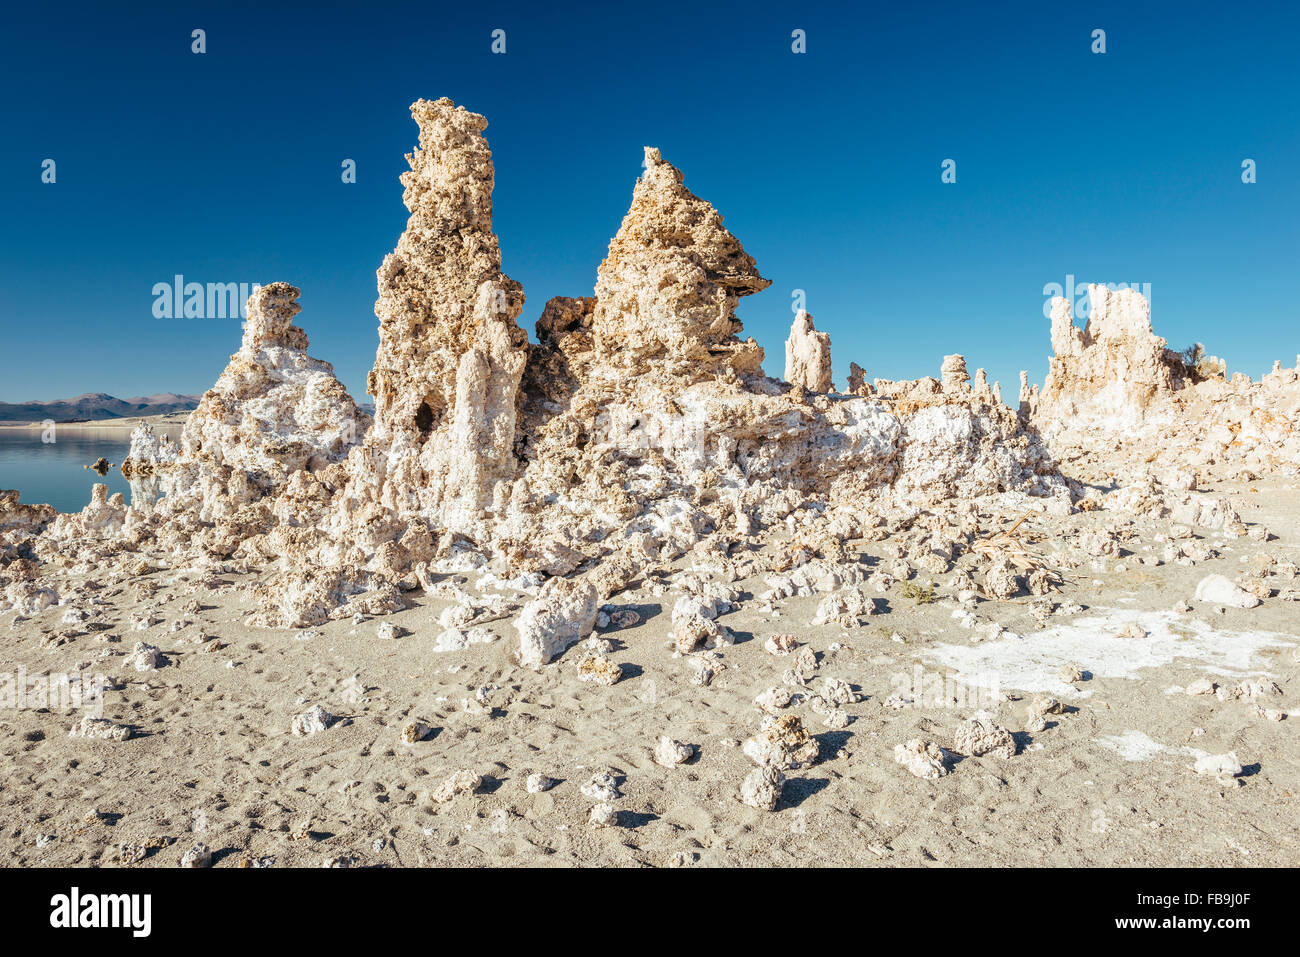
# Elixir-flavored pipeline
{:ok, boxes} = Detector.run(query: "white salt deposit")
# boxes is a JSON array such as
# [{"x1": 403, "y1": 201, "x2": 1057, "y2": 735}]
[
  {"x1": 1096, "y1": 730, "x2": 1170, "y2": 762},
  {"x1": 926, "y1": 608, "x2": 1295, "y2": 698}
]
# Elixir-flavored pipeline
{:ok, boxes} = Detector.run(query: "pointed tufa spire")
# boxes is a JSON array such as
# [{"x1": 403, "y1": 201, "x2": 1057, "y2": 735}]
[
  {"x1": 367, "y1": 97, "x2": 526, "y2": 458},
  {"x1": 360, "y1": 97, "x2": 529, "y2": 535},
  {"x1": 846, "y1": 362, "x2": 872, "y2": 396},
  {"x1": 242, "y1": 282, "x2": 308, "y2": 352},
  {"x1": 940, "y1": 354, "x2": 970, "y2": 393},
  {"x1": 1017, "y1": 370, "x2": 1039, "y2": 421},
  {"x1": 784, "y1": 310, "x2": 833, "y2": 392},
  {"x1": 590, "y1": 146, "x2": 771, "y2": 378},
  {"x1": 128, "y1": 279, "x2": 370, "y2": 546}
]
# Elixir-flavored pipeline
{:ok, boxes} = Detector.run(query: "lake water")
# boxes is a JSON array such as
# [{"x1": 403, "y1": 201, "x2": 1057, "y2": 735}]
[{"x1": 0, "y1": 427, "x2": 183, "y2": 514}]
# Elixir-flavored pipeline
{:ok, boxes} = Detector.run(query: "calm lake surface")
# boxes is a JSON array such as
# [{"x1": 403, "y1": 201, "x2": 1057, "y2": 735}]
[{"x1": 0, "y1": 426, "x2": 183, "y2": 514}]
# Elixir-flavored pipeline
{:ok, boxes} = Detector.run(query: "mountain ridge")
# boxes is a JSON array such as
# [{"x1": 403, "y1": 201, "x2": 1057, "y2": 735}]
[{"x1": 0, "y1": 392, "x2": 202, "y2": 422}]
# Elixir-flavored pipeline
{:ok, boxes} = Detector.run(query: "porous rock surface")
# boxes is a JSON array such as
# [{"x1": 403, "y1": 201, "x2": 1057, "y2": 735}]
[
  {"x1": 17, "y1": 97, "x2": 1209, "y2": 650},
  {"x1": 7, "y1": 97, "x2": 1300, "y2": 872},
  {"x1": 121, "y1": 281, "x2": 369, "y2": 570},
  {"x1": 1030, "y1": 284, "x2": 1300, "y2": 483},
  {"x1": 0, "y1": 490, "x2": 57, "y2": 561},
  {"x1": 785, "y1": 311, "x2": 833, "y2": 393},
  {"x1": 354, "y1": 97, "x2": 526, "y2": 542},
  {"x1": 20, "y1": 97, "x2": 1074, "y2": 640}
]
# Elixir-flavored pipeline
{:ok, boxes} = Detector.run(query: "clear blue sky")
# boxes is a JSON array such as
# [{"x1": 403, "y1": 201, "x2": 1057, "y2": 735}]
[{"x1": 2, "y1": 0, "x2": 1296, "y2": 404}]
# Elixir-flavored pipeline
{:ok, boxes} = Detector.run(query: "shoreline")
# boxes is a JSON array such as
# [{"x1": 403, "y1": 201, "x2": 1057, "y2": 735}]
[{"x1": 0, "y1": 412, "x2": 190, "y2": 430}]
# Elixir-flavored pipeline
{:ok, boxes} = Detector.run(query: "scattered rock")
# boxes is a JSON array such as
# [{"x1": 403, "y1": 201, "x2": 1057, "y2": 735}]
[
  {"x1": 291, "y1": 705, "x2": 337, "y2": 737},
  {"x1": 743, "y1": 714, "x2": 818, "y2": 771},
  {"x1": 820, "y1": 676, "x2": 860, "y2": 706},
  {"x1": 401, "y1": 721, "x2": 433, "y2": 744},
  {"x1": 754, "y1": 686, "x2": 793, "y2": 713},
  {"x1": 525, "y1": 773, "x2": 557, "y2": 793},
  {"x1": 893, "y1": 739, "x2": 950, "y2": 779},
  {"x1": 653, "y1": 737, "x2": 696, "y2": 768},
  {"x1": 125, "y1": 641, "x2": 163, "y2": 671},
  {"x1": 70, "y1": 716, "x2": 131, "y2": 742},
  {"x1": 431, "y1": 769, "x2": 482, "y2": 803},
  {"x1": 516, "y1": 579, "x2": 599, "y2": 669},
  {"x1": 1194, "y1": 574, "x2": 1261, "y2": 609},
  {"x1": 954, "y1": 714, "x2": 1016, "y2": 759},
  {"x1": 1029, "y1": 695, "x2": 1065, "y2": 717},
  {"x1": 764, "y1": 633, "x2": 798, "y2": 656},
  {"x1": 576, "y1": 654, "x2": 623, "y2": 686},
  {"x1": 1192, "y1": 752, "x2": 1244, "y2": 786},
  {"x1": 1057, "y1": 663, "x2": 1085, "y2": 683},
  {"x1": 180, "y1": 843, "x2": 212, "y2": 868},
  {"x1": 739, "y1": 766, "x2": 785, "y2": 810}
]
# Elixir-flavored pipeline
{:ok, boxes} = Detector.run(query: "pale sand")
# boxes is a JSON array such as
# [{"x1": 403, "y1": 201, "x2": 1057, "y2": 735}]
[{"x1": 2, "y1": 478, "x2": 1297, "y2": 867}]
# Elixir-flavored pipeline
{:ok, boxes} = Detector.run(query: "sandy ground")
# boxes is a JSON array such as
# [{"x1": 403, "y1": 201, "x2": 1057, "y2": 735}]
[{"x1": 2, "y1": 477, "x2": 1297, "y2": 868}]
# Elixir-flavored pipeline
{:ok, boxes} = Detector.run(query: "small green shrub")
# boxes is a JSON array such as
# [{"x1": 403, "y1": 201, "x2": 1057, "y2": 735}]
[{"x1": 901, "y1": 580, "x2": 935, "y2": 604}]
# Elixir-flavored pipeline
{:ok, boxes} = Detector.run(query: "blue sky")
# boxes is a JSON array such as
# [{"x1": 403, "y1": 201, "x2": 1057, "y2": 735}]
[{"x1": 1, "y1": 0, "x2": 1296, "y2": 404}]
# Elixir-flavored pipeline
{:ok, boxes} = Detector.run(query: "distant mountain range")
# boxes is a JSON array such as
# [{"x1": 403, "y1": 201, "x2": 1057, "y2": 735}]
[{"x1": 0, "y1": 392, "x2": 202, "y2": 422}]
